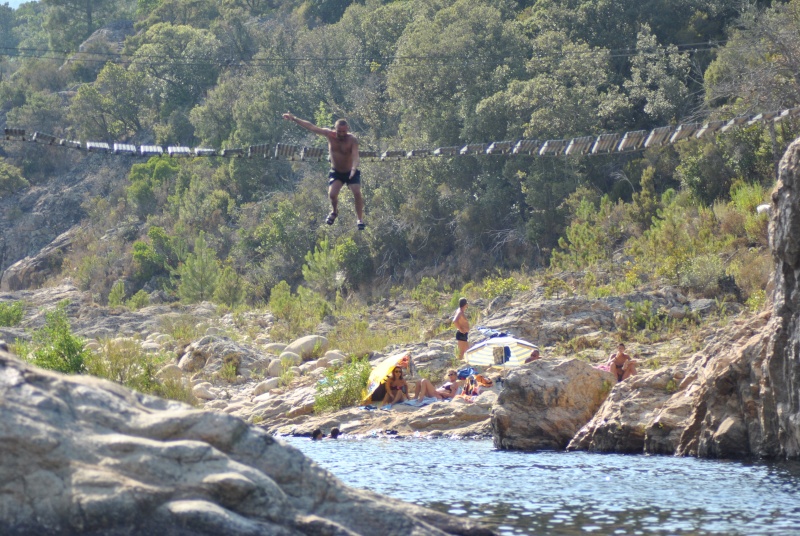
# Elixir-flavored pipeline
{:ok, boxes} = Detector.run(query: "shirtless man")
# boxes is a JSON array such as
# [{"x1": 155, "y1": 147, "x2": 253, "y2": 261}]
[
  {"x1": 282, "y1": 113, "x2": 365, "y2": 230},
  {"x1": 608, "y1": 343, "x2": 637, "y2": 382},
  {"x1": 453, "y1": 297, "x2": 470, "y2": 360}
]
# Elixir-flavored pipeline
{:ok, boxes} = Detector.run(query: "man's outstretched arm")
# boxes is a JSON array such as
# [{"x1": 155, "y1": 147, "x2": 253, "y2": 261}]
[{"x1": 282, "y1": 113, "x2": 330, "y2": 136}]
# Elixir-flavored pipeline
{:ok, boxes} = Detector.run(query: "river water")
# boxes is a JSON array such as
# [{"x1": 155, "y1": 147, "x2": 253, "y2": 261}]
[{"x1": 283, "y1": 437, "x2": 800, "y2": 535}]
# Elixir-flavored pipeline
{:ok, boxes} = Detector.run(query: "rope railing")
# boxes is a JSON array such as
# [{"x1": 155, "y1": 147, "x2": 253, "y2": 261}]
[{"x1": 4, "y1": 106, "x2": 800, "y2": 163}]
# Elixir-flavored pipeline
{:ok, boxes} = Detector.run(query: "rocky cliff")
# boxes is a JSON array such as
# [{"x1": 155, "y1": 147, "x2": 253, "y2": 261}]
[
  {"x1": 763, "y1": 137, "x2": 800, "y2": 458},
  {"x1": 565, "y1": 138, "x2": 800, "y2": 460}
]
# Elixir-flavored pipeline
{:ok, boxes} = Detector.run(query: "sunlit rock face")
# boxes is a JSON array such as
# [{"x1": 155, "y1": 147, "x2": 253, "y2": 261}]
[
  {"x1": 0, "y1": 350, "x2": 493, "y2": 535},
  {"x1": 763, "y1": 136, "x2": 800, "y2": 459},
  {"x1": 491, "y1": 358, "x2": 613, "y2": 451}
]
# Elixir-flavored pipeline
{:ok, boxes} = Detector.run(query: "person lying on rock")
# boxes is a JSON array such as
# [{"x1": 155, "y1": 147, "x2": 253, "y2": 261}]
[
  {"x1": 524, "y1": 348, "x2": 541, "y2": 363},
  {"x1": 384, "y1": 367, "x2": 409, "y2": 405},
  {"x1": 608, "y1": 343, "x2": 637, "y2": 382},
  {"x1": 414, "y1": 369, "x2": 460, "y2": 401}
]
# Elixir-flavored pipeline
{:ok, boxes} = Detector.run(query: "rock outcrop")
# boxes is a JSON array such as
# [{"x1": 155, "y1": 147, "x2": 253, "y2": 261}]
[
  {"x1": 0, "y1": 349, "x2": 492, "y2": 535},
  {"x1": 569, "y1": 137, "x2": 800, "y2": 459},
  {"x1": 762, "y1": 137, "x2": 800, "y2": 458},
  {"x1": 0, "y1": 228, "x2": 76, "y2": 291},
  {"x1": 568, "y1": 313, "x2": 770, "y2": 456},
  {"x1": 491, "y1": 359, "x2": 614, "y2": 450},
  {"x1": 478, "y1": 289, "x2": 728, "y2": 347}
]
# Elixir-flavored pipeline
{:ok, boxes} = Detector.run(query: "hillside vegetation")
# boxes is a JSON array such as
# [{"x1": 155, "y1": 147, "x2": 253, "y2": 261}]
[{"x1": 0, "y1": 0, "x2": 794, "y2": 314}]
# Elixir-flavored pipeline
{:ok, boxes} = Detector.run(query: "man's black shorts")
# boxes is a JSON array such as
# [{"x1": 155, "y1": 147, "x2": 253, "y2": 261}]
[
  {"x1": 328, "y1": 169, "x2": 361, "y2": 186},
  {"x1": 455, "y1": 331, "x2": 468, "y2": 342}
]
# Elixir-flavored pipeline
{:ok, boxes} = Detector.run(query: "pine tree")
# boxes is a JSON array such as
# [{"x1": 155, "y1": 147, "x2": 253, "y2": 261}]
[
  {"x1": 213, "y1": 264, "x2": 245, "y2": 308},
  {"x1": 177, "y1": 232, "x2": 219, "y2": 303}
]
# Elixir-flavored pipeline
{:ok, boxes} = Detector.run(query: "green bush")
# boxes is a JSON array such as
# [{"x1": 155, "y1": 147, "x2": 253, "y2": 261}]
[
  {"x1": 84, "y1": 338, "x2": 196, "y2": 404},
  {"x1": 678, "y1": 254, "x2": 725, "y2": 296},
  {"x1": 314, "y1": 356, "x2": 371, "y2": 413},
  {"x1": 126, "y1": 290, "x2": 150, "y2": 310},
  {"x1": 279, "y1": 356, "x2": 295, "y2": 387},
  {"x1": 0, "y1": 301, "x2": 24, "y2": 326},
  {"x1": 481, "y1": 275, "x2": 529, "y2": 300},
  {"x1": 411, "y1": 277, "x2": 441, "y2": 312},
  {"x1": 624, "y1": 300, "x2": 668, "y2": 332},
  {"x1": 29, "y1": 302, "x2": 88, "y2": 374}
]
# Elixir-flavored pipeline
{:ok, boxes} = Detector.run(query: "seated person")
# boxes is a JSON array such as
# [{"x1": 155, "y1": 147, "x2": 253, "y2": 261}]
[
  {"x1": 456, "y1": 375, "x2": 481, "y2": 401},
  {"x1": 414, "y1": 369, "x2": 460, "y2": 401},
  {"x1": 608, "y1": 343, "x2": 637, "y2": 382},
  {"x1": 384, "y1": 367, "x2": 409, "y2": 404},
  {"x1": 524, "y1": 348, "x2": 541, "y2": 363}
]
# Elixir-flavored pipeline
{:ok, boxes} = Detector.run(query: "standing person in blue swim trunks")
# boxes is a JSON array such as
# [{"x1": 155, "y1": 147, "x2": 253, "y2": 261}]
[
  {"x1": 282, "y1": 112, "x2": 365, "y2": 230},
  {"x1": 453, "y1": 297, "x2": 470, "y2": 360}
]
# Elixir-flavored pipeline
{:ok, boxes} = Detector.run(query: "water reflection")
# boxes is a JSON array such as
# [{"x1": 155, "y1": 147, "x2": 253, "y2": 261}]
[{"x1": 283, "y1": 437, "x2": 800, "y2": 535}]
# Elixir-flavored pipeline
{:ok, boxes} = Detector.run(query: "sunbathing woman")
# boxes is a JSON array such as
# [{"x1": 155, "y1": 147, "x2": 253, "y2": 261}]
[
  {"x1": 414, "y1": 369, "x2": 459, "y2": 401},
  {"x1": 384, "y1": 367, "x2": 408, "y2": 404},
  {"x1": 608, "y1": 343, "x2": 637, "y2": 382}
]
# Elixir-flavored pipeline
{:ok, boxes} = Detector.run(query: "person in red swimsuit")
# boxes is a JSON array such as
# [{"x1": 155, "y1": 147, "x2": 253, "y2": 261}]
[{"x1": 384, "y1": 367, "x2": 409, "y2": 404}]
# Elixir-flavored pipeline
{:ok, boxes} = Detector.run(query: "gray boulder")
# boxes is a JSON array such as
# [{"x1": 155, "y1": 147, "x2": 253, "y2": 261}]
[
  {"x1": 284, "y1": 335, "x2": 328, "y2": 361},
  {"x1": 491, "y1": 359, "x2": 614, "y2": 451},
  {"x1": 0, "y1": 350, "x2": 492, "y2": 535}
]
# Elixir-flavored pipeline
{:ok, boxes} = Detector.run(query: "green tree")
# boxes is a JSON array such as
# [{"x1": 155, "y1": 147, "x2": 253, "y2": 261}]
[
  {"x1": 387, "y1": 0, "x2": 527, "y2": 145},
  {"x1": 213, "y1": 264, "x2": 245, "y2": 307},
  {"x1": 705, "y1": 1, "x2": 800, "y2": 114},
  {"x1": 334, "y1": 236, "x2": 372, "y2": 289},
  {"x1": 475, "y1": 31, "x2": 630, "y2": 142},
  {"x1": 551, "y1": 193, "x2": 623, "y2": 271},
  {"x1": 0, "y1": 159, "x2": 29, "y2": 197},
  {"x1": 107, "y1": 280, "x2": 126, "y2": 307},
  {"x1": 302, "y1": 238, "x2": 341, "y2": 299},
  {"x1": 128, "y1": 23, "x2": 223, "y2": 117},
  {"x1": 42, "y1": 0, "x2": 120, "y2": 51},
  {"x1": 132, "y1": 240, "x2": 167, "y2": 283},
  {"x1": 177, "y1": 232, "x2": 220, "y2": 302},
  {"x1": 69, "y1": 63, "x2": 149, "y2": 140},
  {"x1": 137, "y1": 0, "x2": 220, "y2": 29},
  {"x1": 0, "y1": 3, "x2": 17, "y2": 50},
  {"x1": 624, "y1": 24, "x2": 691, "y2": 124}
]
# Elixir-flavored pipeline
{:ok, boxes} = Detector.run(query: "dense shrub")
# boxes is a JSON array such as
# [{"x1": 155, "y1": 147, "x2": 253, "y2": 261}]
[
  {"x1": 28, "y1": 303, "x2": 88, "y2": 374},
  {"x1": 314, "y1": 356, "x2": 371, "y2": 413},
  {"x1": 482, "y1": 275, "x2": 530, "y2": 300},
  {"x1": 0, "y1": 301, "x2": 24, "y2": 326},
  {"x1": 84, "y1": 338, "x2": 196, "y2": 404}
]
